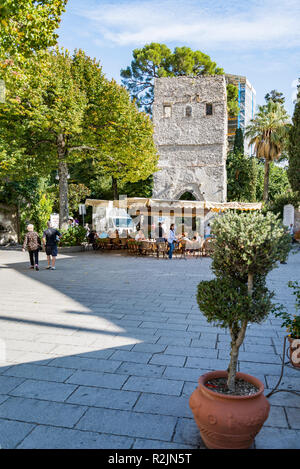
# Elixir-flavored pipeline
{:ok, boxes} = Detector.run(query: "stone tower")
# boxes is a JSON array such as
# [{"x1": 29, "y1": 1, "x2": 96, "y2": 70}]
[{"x1": 152, "y1": 76, "x2": 228, "y2": 202}]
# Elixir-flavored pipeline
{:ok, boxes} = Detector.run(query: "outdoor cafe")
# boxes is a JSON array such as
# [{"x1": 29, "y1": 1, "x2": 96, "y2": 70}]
[{"x1": 84, "y1": 197, "x2": 262, "y2": 258}]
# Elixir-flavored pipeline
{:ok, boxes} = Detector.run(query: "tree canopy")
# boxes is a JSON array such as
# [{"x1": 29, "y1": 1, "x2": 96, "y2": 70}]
[
  {"x1": 288, "y1": 79, "x2": 300, "y2": 194},
  {"x1": 0, "y1": 0, "x2": 67, "y2": 57},
  {"x1": 0, "y1": 48, "x2": 158, "y2": 227},
  {"x1": 121, "y1": 43, "x2": 238, "y2": 116},
  {"x1": 245, "y1": 101, "x2": 290, "y2": 202},
  {"x1": 265, "y1": 89, "x2": 285, "y2": 105}
]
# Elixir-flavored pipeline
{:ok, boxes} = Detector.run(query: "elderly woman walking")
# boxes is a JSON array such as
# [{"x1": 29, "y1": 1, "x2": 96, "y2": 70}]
[{"x1": 22, "y1": 224, "x2": 42, "y2": 271}]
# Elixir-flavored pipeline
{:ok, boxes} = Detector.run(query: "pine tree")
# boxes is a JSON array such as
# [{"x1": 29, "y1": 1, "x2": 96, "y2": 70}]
[{"x1": 288, "y1": 79, "x2": 300, "y2": 194}]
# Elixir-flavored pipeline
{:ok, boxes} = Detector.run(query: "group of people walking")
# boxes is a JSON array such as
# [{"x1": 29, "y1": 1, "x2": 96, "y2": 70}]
[{"x1": 22, "y1": 222, "x2": 61, "y2": 271}]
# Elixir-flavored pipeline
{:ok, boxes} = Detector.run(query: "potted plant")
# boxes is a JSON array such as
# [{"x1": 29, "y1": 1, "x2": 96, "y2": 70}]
[
  {"x1": 275, "y1": 281, "x2": 300, "y2": 368},
  {"x1": 189, "y1": 211, "x2": 291, "y2": 449}
]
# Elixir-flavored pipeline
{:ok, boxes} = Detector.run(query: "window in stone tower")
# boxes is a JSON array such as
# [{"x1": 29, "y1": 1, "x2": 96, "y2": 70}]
[
  {"x1": 185, "y1": 105, "x2": 192, "y2": 117},
  {"x1": 206, "y1": 103, "x2": 213, "y2": 115},
  {"x1": 163, "y1": 104, "x2": 172, "y2": 118}
]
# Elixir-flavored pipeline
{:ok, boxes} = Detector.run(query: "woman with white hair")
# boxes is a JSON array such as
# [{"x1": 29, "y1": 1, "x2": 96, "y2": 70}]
[{"x1": 22, "y1": 224, "x2": 42, "y2": 271}]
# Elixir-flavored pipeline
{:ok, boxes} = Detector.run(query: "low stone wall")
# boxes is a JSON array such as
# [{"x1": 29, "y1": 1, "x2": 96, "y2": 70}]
[
  {"x1": 58, "y1": 246, "x2": 83, "y2": 253},
  {"x1": 0, "y1": 203, "x2": 18, "y2": 245}
]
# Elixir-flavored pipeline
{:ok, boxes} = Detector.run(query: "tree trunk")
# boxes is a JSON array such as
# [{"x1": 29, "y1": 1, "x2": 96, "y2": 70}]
[
  {"x1": 263, "y1": 159, "x2": 270, "y2": 203},
  {"x1": 57, "y1": 134, "x2": 69, "y2": 230},
  {"x1": 16, "y1": 198, "x2": 21, "y2": 244},
  {"x1": 112, "y1": 177, "x2": 118, "y2": 200},
  {"x1": 227, "y1": 320, "x2": 248, "y2": 392}
]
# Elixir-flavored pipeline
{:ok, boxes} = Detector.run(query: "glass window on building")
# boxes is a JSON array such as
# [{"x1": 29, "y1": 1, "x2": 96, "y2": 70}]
[
  {"x1": 163, "y1": 104, "x2": 172, "y2": 118},
  {"x1": 206, "y1": 103, "x2": 213, "y2": 116},
  {"x1": 185, "y1": 105, "x2": 192, "y2": 117}
]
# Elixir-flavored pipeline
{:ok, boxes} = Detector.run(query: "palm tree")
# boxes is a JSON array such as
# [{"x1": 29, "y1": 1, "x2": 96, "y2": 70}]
[{"x1": 245, "y1": 101, "x2": 290, "y2": 202}]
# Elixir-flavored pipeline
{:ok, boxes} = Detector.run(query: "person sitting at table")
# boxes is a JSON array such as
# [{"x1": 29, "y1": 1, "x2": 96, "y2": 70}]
[
  {"x1": 180, "y1": 232, "x2": 190, "y2": 241},
  {"x1": 194, "y1": 232, "x2": 202, "y2": 243},
  {"x1": 87, "y1": 230, "x2": 99, "y2": 250},
  {"x1": 135, "y1": 230, "x2": 146, "y2": 241},
  {"x1": 108, "y1": 229, "x2": 116, "y2": 238},
  {"x1": 99, "y1": 230, "x2": 108, "y2": 238}
]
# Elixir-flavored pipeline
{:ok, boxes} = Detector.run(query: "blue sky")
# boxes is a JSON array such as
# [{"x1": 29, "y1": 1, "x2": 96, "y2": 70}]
[{"x1": 57, "y1": 0, "x2": 300, "y2": 116}]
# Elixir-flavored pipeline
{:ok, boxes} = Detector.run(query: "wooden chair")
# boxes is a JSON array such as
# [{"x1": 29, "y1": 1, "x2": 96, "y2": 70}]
[
  {"x1": 111, "y1": 238, "x2": 121, "y2": 250},
  {"x1": 120, "y1": 238, "x2": 128, "y2": 250},
  {"x1": 180, "y1": 240, "x2": 187, "y2": 259},
  {"x1": 156, "y1": 241, "x2": 168, "y2": 259},
  {"x1": 139, "y1": 241, "x2": 152, "y2": 256},
  {"x1": 133, "y1": 241, "x2": 141, "y2": 256},
  {"x1": 202, "y1": 238, "x2": 213, "y2": 257},
  {"x1": 127, "y1": 239, "x2": 134, "y2": 254}
]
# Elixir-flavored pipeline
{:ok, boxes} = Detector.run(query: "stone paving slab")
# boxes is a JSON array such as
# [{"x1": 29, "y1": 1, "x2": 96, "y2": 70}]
[
  {"x1": 123, "y1": 376, "x2": 184, "y2": 396},
  {"x1": 76, "y1": 407, "x2": 177, "y2": 441},
  {"x1": 255, "y1": 427, "x2": 300, "y2": 449},
  {"x1": 66, "y1": 370, "x2": 129, "y2": 389},
  {"x1": 285, "y1": 407, "x2": 300, "y2": 429},
  {"x1": 0, "y1": 250, "x2": 299, "y2": 449},
  {"x1": 0, "y1": 396, "x2": 87, "y2": 427},
  {"x1": 67, "y1": 386, "x2": 140, "y2": 410},
  {"x1": 0, "y1": 375, "x2": 26, "y2": 394},
  {"x1": 10, "y1": 379, "x2": 77, "y2": 402},
  {"x1": 3, "y1": 363, "x2": 74, "y2": 382},
  {"x1": 133, "y1": 393, "x2": 192, "y2": 418},
  {"x1": 17, "y1": 425, "x2": 134, "y2": 449},
  {"x1": 0, "y1": 418, "x2": 35, "y2": 449},
  {"x1": 116, "y1": 362, "x2": 166, "y2": 378},
  {"x1": 132, "y1": 439, "x2": 192, "y2": 449}
]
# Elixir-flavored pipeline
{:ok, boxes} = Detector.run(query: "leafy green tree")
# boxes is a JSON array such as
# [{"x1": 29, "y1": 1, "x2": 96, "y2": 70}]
[
  {"x1": 121, "y1": 43, "x2": 238, "y2": 116},
  {"x1": 233, "y1": 128, "x2": 244, "y2": 154},
  {"x1": 288, "y1": 79, "x2": 300, "y2": 194},
  {"x1": 0, "y1": 48, "x2": 90, "y2": 229},
  {"x1": 51, "y1": 182, "x2": 91, "y2": 218},
  {"x1": 0, "y1": 49, "x2": 158, "y2": 227},
  {"x1": 265, "y1": 89, "x2": 285, "y2": 105},
  {"x1": 123, "y1": 175, "x2": 153, "y2": 198},
  {"x1": 89, "y1": 77, "x2": 158, "y2": 199},
  {"x1": 227, "y1": 83, "x2": 239, "y2": 118},
  {"x1": 245, "y1": 101, "x2": 290, "y2": 202},
  {"x1": 267, "y1": 191, "x2": 300, "y2": 219},
  {"x1": 256, "y1": 162, "x2": 291, "y2": 203},
  {"x1": 226, "y1": 152, "x2": 257, "y2": 202},
  {"x1": 22, "y1": 185, "x2": 53, "y2": 236},
  {"x1": 0, "y1": 176, "x2": 53, "y2": 239},
  {"x1": 0, "y1": 0, "x2": 67, "y2": 57}
]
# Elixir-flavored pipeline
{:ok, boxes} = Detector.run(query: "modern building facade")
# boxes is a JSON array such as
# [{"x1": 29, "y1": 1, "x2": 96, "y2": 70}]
[
  {"x1": 225, "y1": 74, "x2": 256, "y2": 155},
  {"x1": 152, "y1": 76, "x2": 228, "y2": 203}
]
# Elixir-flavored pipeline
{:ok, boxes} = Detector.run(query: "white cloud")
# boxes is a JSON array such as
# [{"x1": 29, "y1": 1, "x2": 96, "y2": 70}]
[{"x1": 75, "y1": 0, "x2": 300, "y2": 49}]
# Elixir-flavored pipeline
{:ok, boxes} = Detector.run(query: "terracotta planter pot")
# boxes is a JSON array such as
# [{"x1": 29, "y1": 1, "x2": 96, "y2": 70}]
[
  {"x1": 189, "y1": 370, "x2": 270, "y2": 449},
  {"x1": 287, "y1": 337, "x2": 300, "y2": 368}
]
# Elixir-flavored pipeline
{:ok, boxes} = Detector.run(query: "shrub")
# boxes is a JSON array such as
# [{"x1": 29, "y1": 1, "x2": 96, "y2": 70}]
[
  {"x1": 275, "y1": 281, "x2": 300, "y2": 339},
  {"x1": 59, "y1": 225, "x2": 87, "y2": 246}
]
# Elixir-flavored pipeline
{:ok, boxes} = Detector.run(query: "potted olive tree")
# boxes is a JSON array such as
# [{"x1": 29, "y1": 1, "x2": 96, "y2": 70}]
[
  {"x1": 275, "y1": 281, "x2": 300, "y2": 368},
  {"x1": 189, "y1": 211, "x2": 291, "y2": 449}
]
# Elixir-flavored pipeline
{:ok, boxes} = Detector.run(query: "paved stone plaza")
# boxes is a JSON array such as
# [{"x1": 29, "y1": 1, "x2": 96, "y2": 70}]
[{"x1": 0, "y1": 249, "x2": 299, "y2": 449}]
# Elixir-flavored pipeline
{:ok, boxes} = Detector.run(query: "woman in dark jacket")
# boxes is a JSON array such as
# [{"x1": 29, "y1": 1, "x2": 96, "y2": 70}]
[{"x1": 22, "y1": 224, "x2": 42, "y2": 271}]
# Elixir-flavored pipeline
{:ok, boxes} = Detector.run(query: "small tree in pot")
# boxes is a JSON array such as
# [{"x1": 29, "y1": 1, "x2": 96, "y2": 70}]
[
  {"x1": 198, "y1": 211, "x2": 290, "y2": 392},
  {"x1": 190, "y1": 211, "x2": 291, "y2": 449}
]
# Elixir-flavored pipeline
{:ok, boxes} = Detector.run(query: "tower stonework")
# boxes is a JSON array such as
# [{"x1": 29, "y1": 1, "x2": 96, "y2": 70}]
[{"x1": 152, "y1": 76, "x2": 228, "y2": 202}]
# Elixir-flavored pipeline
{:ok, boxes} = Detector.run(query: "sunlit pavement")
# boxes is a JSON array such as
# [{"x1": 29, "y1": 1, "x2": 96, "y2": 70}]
[{"x1": 0, "y1": 248, "x2": 299, "y2": 449}]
